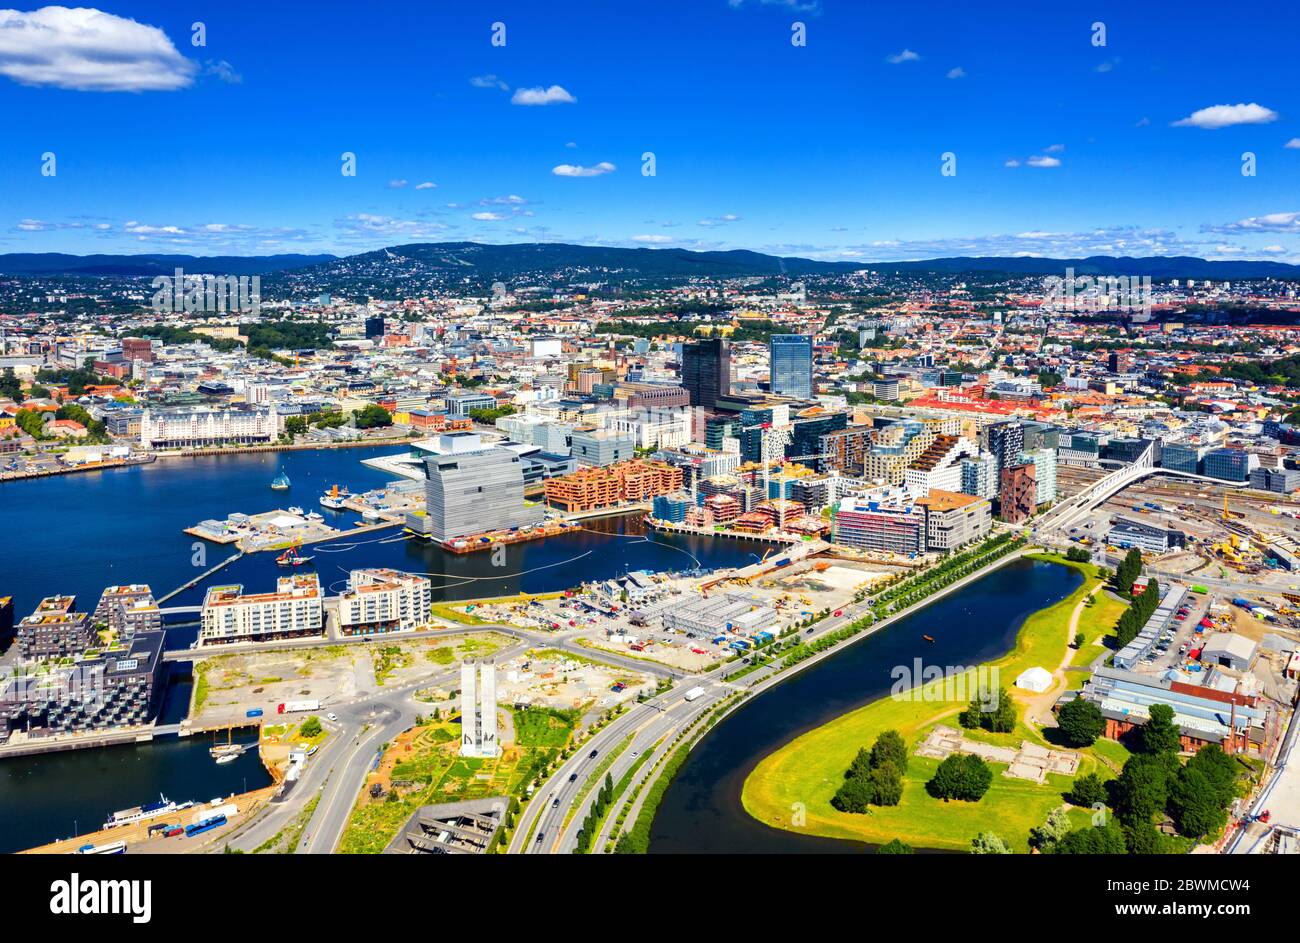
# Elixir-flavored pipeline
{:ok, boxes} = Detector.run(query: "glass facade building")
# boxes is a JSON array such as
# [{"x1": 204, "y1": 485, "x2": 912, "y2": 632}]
[{"x1": 769, "y1": 334, "x2": 814, "y2": 399}]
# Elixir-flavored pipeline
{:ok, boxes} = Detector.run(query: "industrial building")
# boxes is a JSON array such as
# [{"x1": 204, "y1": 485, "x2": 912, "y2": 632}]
[
  {"x1": 1106, "y1": 517, "x2": 1187, "y2": 554},
  {"x1": 1113, "y1": 584, "x2": 1187, "y2": 669}
]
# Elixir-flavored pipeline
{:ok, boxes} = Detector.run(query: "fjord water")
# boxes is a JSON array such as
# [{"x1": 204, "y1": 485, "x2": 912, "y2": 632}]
[
  {"x1": 0, "y1": 445, "x2": 767, "y2": 635},
  {"x1": 647, "y1": 557, "x2": 1082, "y2": 853}
]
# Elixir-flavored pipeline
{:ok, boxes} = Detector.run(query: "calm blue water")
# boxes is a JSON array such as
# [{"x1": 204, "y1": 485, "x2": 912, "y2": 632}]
[
  {"x1": 647, "y1": 558, "x2": 1082, "y2": 853},
  {"x1": 0, "y1": 445, "x2": 769, "y2": 644}
]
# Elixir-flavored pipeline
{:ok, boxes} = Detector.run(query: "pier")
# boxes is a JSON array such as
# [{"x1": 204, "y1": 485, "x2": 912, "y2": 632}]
[{"x1": 157, "y1": 551, "x2": 245, "y2": 604}]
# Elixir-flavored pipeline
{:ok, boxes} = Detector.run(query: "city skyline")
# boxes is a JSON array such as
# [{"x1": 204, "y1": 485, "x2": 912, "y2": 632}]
[{"x1": 1, "y1": 1, "x2": 1298, "y2": 262}]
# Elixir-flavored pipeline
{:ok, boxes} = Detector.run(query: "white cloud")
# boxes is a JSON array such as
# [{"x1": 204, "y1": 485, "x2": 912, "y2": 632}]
[
  {"x1": 415, "y1": 181, "x2": 437, "y2": 190},
  {"x1": 1205, "y1": 211, "x2": 1300, "y2": 234},
  {"x1": 0, "y1": 6, "x2": 197, "y2": 91},
  {"x1": 1172, "y1": 103, "x2": 1279, "y2": 129},
  {"x1": 480, "y1": 194, "x2": 528, "y2": 205},
  {"x1": 1285, "y1": 138, "x2": 1300, "y2": 149},
  {"x1": 203, "y1": 59, "x2": 241, "y2": 84},
  {"x1": 946, "y1": 67, "x2": 965, "y2": 79},
  {"x1": 387, "y1": 179, "x2": 408, "y2": 189},
  {"x1": 511, "y1": 84, "x2": 576, "y2": 106},
  {"x1": 551, "y1": 161, "x2": 616, "y2": 177},
  {"x1": 472, "y1": 212, "x2": 505, "y2": 221},
  {"x1": 1044, "y1": 143, "x2": 1065, "y2": 153},
  {"x1": 698, "y1": 214, "x2": 742, "y2": 227},
  {"x1": 469, "y1": 74, "x2": 508, "y2": 91},
  {"x1": 1135, "y1": 116, "x2": 1151, "y2": 127},
  {"x1": 885, "y1": 49, "x2": 920, "y2": 64},
  {"x1": 631, "y1": 234, "x2": 673, "y2": 244},
  {"x1": 565, "y1": 141, "x2": 578, "y2": 148},
  {"x1": 1026, "y1": 155, "x2": 1061, "y2": 168}
]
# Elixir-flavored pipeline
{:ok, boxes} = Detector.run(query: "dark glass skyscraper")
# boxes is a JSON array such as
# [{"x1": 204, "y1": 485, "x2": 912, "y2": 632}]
[
  {"x1": 681, "y1": 337, "x2": 731, "y2": 409},
  {"x1": 769, "y1": 334, "x2": 814, "y2": 399}
]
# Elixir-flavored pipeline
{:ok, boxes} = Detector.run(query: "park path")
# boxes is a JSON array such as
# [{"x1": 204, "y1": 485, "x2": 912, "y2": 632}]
[{"x1": 1024, "y1": 582, "x2": 1104, "y2": 727}]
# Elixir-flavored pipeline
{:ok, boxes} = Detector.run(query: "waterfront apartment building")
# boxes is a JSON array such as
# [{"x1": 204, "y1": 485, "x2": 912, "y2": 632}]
[
  {"x1": 139, "y1": 404, "x2": 278, "y2": 449},
  {"x1": 0, "y1": 630, "x2": 165, "y2": 741},
  {"x1": 336, "y1": 569, "x2": 432, "y2": 637},
  {"x1": 199, "y1": 574, "x2": 324, "y2": 646},
  {"x1": 416, "y1": 433, "x2": 543, "y2": 542},
  {"x1": 16, "y1": 595, "x2": 98, "y2": 660},
  {"x1": 545, "y1": 459, "x2": 684, "y2": 513},
  {"x1": 769, "y1": 334, "x2": 814, "y2": 399},
  {"x1": 93, "y1": 584, "x2": 161, "y2": 640},
  {"x1": 681, "y1": 337, "x2": 731, "y2": 410}
]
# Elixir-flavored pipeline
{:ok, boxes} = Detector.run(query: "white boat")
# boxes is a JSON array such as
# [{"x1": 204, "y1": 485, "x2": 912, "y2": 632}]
[
  {"x1": 215, "y1": 753, "x2": 238, "y2": 765},
  {"x1": 305, "y1": 511, "x2": 324, "y2": 523},
  {"x1": 103, "y1": 794, "x2": 191, "y2": 830},
  {"x1": 287, "y1": 505, "x2": 305, "y2": 516}
]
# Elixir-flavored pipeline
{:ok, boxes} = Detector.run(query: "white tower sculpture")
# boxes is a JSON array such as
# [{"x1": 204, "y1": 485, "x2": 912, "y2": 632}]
[
  {"x1": 459, "y1": 659, "x2": 499, "y2": 758},
  {"x1": 479, "y1": 660, "x2": 498, "y2": 758},
  {"x1": 460, "y1": 659, "x2": 478, "y2": 756}
]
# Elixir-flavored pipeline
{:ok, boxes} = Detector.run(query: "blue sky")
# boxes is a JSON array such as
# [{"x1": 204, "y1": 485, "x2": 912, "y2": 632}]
[{"x1": 2, "y1": 0, "x2": 1299, "y2": 262}]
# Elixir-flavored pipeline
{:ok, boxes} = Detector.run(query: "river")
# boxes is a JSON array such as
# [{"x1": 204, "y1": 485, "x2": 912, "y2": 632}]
[{"x1": 647, "y1": 557, "x2": 1082, "y2": 853}]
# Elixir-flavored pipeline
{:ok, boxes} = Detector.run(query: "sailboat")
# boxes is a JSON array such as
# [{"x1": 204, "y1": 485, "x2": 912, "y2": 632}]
[{"x1": 270, "y1": 467, "x2": 291, "y2": 491}]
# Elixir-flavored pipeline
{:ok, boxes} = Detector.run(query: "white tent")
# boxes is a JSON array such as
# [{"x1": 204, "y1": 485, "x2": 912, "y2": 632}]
[{"x1": 1014, "y1": 666, "x2": 1053, "y2": 693}]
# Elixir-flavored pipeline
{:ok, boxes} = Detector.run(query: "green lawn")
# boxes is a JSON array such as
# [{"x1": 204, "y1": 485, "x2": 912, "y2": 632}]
[{"x1": 741, "y1": 554, "x2": 1125, "y2": 852}]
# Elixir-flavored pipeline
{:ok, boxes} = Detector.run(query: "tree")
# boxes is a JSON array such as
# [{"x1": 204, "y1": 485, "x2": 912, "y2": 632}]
[
  {"x1": 1051, "y1": 819, "x2": 1127, "y2": 854},
  {"x1": 869, "y1": 729, "x2": 908, "y2": 775},
  {"x1": 353, "y1": 404, "x2": 393, "y2": 429},
  {"x1": 878, "y1": 838, "x2": 913, "y2": 854},
  {"x1": 868, "y1": 762, "x2": 904, "y2": 807},
  {"x1": 1115, "y1": 548, "x2": 1143, "y2": 596},
  {"x1": 299, "y1": 716, "x2": 323, "y2": 738},
  {"x1": 1167, "y1": 767, "x2": 1228, "y2": 839},
  {"x1": 1141, "y1": 703, "x2": 1182, "y2": 756},
  {"x1": 1029, "y1": 806, "x2": 1072, "y2": 851},
  {"x1": 846, "y1": 746, "x2": 873, "y2": 780},
  {"x1": 830, "y1": 774, "x2": 875, "y2": 813},
  {"x1": 1065, "y1": 772, "x2": 1106, "y2": 809},
  {"x1": 1057, "y1": 697, "x2": 1105, "y2": 747},
  {"x1": 959, "y1": 686, "x2": 1015, "y2": 733},
  {"x1": 928, "y1": 753, "x2": 992, "y2": 802},
  {"x1": 1073, "y1": 632, "x2": 1086, "y2": 648},
  {"x1": 970, "y1": 831, "x2": 1011, "y2": 854},
  {"x1": 284, "y1": 416, "x2": 308, "y2": 439},
  {"x1": 1111, "y1": 753, "x2": 1171, "y2": 827}
]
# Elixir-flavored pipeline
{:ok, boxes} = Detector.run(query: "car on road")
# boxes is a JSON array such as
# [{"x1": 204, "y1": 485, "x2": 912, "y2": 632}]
[
  {"x1": 552, "y1": 797, "x2": 560, "y2": 808},
  {"x1": 833, "y1": 609, "x2": 843, "y2": 617},
  {"x1": 630, "y1": 750, "x2": 639, "y2": 758},
  {"x1": 806, "y1": 627, "x2": 815, "y2": 634},
  {"x1": 326, "y1": 712, "x2": 338, "y2": 722},
  {"x1": 536, "y1": 831, "x2": 545, "y2": 844},
  {"x1": 569, "y1": 773, "x2": 578, "y2": 782},
  {"x1": 589, "y1": 749, "x2": 599, "y2": 759}
]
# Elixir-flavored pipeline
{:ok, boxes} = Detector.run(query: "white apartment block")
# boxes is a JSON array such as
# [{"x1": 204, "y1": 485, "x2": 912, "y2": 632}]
[
  {"x1": 613, "y1": 409, "x2": 692, "y2": 449},
  {"x1": 336, "y1": 568, "x2": 432, "y2": 637},
  {"x1": 199, "y1": 573, "x2": 324, "y2": 646},
  {"x1": 140, "y1": 404, "x2": 278, "y2": 449}
]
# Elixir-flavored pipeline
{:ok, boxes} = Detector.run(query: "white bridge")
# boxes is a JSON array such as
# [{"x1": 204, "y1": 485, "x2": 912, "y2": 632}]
[{"x1": 1039, "y1": 443, "x2": 1227, "y2": 533}]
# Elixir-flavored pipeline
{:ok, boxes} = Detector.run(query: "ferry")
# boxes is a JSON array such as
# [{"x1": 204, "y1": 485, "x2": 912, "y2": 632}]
[
  {"x1": 103, "y1": 794, "x2": 192, "y2": 830},
  {"x1": 319, "y1": 484, "x2": 351, "y2": 509},
  {"x1": 270, "y1": 468, "x2": 291, "y2": 491}
]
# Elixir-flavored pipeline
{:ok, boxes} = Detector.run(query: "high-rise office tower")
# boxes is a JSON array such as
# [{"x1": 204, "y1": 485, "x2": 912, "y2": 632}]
[
  {"x1": 681, "y1": 337, "x2": 731, "y2": 409},
  {"x1": 769, "y1": 334, "x2": 814, "y2": 399},
  {"x1": 420, "y1": 433, "x2": 543, "y2": 542}
]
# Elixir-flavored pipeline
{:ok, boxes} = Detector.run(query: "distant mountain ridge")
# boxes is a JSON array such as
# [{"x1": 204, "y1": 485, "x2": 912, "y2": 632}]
[
  {"x1": 0, "y1": 252, "x2": 337, "y2": 277},
  {"x1": 0, "y1": 243, "x2": 1296, "y2": 281}
]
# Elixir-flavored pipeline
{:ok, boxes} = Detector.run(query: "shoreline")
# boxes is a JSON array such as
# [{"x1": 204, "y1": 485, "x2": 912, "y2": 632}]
[{"x1": 737, "y1": 553, "x2": 1104, "y2": 853}]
